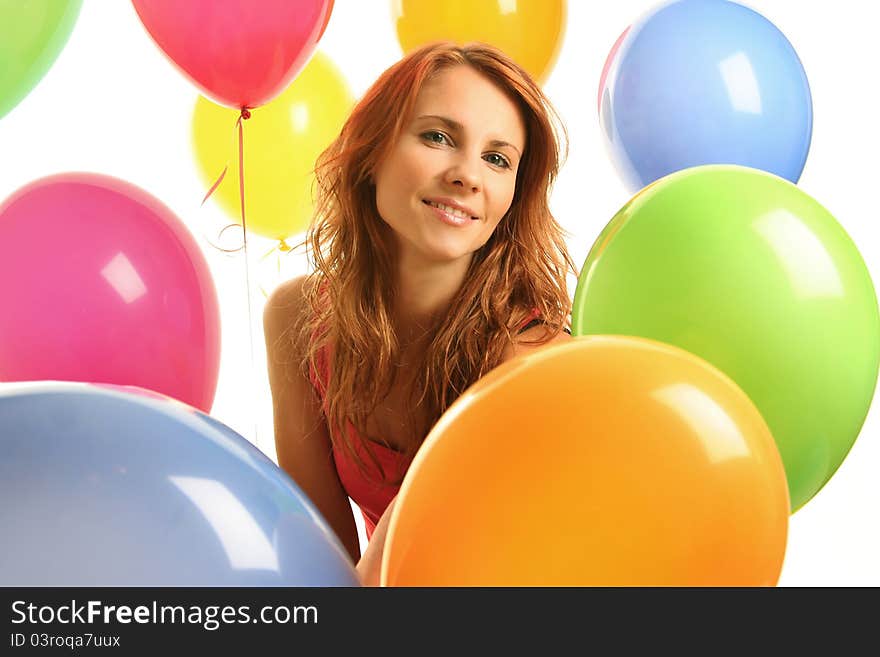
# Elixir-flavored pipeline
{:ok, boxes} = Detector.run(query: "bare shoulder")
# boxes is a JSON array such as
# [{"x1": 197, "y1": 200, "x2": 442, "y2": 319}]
[
  {"x1": 263, "y1": 275, "x2": 311, "y2": 349},
  {"x1": 500, "y1": 323, "x2": 572, "y2": 363},
  {"x1": 264, "y1": 275, "x2": 309, "y2": 330}
]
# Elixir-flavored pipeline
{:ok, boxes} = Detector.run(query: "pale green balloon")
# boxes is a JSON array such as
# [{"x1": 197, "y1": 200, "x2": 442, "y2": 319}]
[
  {"x1": 573, "y1": 165, "x2": 880, "y2": 512},
  {"x1": 0, "y1": 0, "x2": 83, "y2": 120}
]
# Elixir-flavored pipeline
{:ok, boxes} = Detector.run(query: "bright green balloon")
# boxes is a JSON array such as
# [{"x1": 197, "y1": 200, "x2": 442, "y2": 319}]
[
  {"x1": 573, "y1": 165, "x2": 880, "y2": 512},
  {"x1": 0, "y1": 0, "x2": 83, "y2": 120}
]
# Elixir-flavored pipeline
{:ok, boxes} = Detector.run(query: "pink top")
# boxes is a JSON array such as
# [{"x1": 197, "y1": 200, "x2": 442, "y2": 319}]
[{"x1": 308, "y1": 307, "x2": 543, "y2": 539}]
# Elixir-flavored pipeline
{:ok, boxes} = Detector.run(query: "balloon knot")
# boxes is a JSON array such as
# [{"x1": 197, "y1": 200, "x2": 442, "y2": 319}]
[
  {"x1": 278, "y1": 240, "x2": 292, "y2": 252},
  {"x1": 240, "y1": 108, "x2": 252, "y2": 120}
]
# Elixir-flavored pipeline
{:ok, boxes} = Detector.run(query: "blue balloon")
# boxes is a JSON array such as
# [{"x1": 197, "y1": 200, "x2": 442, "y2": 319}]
[
  {"x1": 0, "y1": 382, "x2": 360, "y2": 586},
  {"x1": 600, "y1": 0, "x2": 812, "y2": 193}
]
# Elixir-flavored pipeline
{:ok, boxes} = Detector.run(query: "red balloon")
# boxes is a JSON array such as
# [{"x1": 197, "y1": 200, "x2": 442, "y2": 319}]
[
  {"x1": 0, "y1": 173, "x2": 221, "y2": 413},
  {"x1": 318, "y1": 0, "x2": 334, "y2": 40},
  {"x1": 131, "y1": 0, "x2": 334, "y2": 109}
]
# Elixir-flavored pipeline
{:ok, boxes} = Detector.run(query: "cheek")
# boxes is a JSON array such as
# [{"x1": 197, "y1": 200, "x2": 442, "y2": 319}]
[
  {"x1": 374, "y1": 167, "x2": 404, "y2": 224},
  {"x1": 490, "y1": 180, "x2": 518, "y2": 222},
  {"x1": 375, "y1": 149, "x2": 430, "y2": 213}
]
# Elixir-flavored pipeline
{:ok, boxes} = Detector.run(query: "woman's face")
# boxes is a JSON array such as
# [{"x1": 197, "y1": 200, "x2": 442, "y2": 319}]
[{"x1": 373, "y1": 64, "x2": 526, "y2": 266}]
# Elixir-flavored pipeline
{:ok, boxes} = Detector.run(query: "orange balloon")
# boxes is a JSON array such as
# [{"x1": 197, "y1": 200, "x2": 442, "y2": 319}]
[{"x1": 381, "y1": 336, "x2": 790, "y2": 586}]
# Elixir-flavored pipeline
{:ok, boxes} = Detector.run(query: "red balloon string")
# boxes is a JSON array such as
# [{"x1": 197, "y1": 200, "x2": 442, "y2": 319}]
[
  {"x1": 237, "y1": 109, "x2": 264, "y2": 446},
  {"x1": 236, "y1": 107, "x2": 250, "y2": 244},
  {"x1": 199, "y1": 109, "x2": 249, "y2": 207},
  {"x1": 198, "y1": 107, "x2": 260, "y2": 442},
  {"x1": 200, "y1": 161, "x2": 228, "y2": 207},
  {"x1": 236, "y1": 109, "x2": 258, "y2": 405},
  {"x1": 200, "y1": 108, "x2": 253, "y2": 253}
]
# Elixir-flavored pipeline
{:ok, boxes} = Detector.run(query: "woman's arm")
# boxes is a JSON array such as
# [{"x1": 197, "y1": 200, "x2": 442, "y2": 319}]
[
  {"x1": 264, "y1": 276, "x2": 361, "y2": 564},
  {"x1": 355, "y1": 496, "x2": 397, "y2": 586}
]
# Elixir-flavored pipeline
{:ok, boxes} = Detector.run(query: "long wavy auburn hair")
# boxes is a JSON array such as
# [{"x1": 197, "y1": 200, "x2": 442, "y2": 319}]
[{"x1": 281, "y1": 41, "x2": 578, "y2": 484}]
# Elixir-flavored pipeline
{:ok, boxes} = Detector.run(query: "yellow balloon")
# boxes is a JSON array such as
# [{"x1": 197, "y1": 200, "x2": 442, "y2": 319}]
[
  {"x1": 392, "y1": 0, "x2": 567, "y2": 85},
  {"x1": 191, "y1": 52, "x2": 354, "y2": 242}
]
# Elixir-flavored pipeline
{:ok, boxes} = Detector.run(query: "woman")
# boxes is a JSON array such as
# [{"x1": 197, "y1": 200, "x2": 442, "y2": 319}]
[{"x1": 264, "y1": 41, "x2": 577, "y2": 585}]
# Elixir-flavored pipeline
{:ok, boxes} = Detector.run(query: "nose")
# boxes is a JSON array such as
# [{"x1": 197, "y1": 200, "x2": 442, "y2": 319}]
[{"x1": 443, "y1": 153, "x2": 481, "y2": 193}]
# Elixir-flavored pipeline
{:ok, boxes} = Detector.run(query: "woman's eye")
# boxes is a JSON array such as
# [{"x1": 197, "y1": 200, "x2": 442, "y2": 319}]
[
  {"x1": 485, "y1": 153, "x2": 511, "y2": 169},
  {"x1": 422, "y1": 131, "x2": 449, "y2": 145}
]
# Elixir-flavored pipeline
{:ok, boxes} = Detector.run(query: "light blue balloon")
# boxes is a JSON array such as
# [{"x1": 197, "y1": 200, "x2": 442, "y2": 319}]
[
  {"x1": 600, "y1": 0, "x2": 812, "y2": 193},
  {"x1": 0, "y1": 382, "x2": 360, "y2": 586}
]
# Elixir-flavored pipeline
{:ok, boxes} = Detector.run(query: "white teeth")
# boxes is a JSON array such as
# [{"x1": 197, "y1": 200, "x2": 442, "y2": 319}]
[{"x1": 428, "y1": 200, "x2": 471, "y2": 219}]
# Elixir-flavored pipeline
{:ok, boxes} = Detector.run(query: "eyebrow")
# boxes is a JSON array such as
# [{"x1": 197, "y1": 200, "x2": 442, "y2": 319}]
[{"x1": 415, "y1": 114, "x2": 522, "y2": 158}]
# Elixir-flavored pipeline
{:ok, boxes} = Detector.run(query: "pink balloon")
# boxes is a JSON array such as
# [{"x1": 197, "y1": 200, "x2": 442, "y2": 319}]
[
  {"x1": 598, "y1": 26, "x2": 631, "y2": 114},
  {"x1": 0, "y1": 173, "x2": 221, "y2": 412},
  {"x1": 131, "y1": 0, "x2": 334, "y2": 109}
]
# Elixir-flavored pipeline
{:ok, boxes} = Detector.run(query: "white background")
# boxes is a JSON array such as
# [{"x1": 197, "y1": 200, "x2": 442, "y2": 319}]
[{"x1": 1, "y1": 0, "x2": 876, "y2": 586}]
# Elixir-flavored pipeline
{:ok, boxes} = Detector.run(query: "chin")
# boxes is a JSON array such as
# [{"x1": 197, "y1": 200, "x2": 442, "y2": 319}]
[{"x1": 418, "y1": 242, "x2": 474, "y2": 265}]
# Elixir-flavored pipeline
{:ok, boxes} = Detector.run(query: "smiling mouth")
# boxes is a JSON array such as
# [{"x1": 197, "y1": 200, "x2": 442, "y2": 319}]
[{"x1": 422, "y1": 199, "x2": 479, "y2": 220}]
